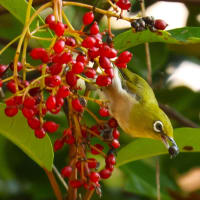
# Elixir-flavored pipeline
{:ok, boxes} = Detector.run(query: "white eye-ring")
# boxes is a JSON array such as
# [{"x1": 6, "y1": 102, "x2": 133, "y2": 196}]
[{"x1": 153, "y1": 121, "x2": 163, "y2": 133}]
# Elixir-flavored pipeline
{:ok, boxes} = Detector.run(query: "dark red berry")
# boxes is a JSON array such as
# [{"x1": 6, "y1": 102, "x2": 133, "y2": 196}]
[
  {"x1": 83, "y1": 11, "x2": 94, "y2": 25},
  {"x1": 84, "y1": 68, "x2": 96, "y2": 78},
  {"x1": 43, "y1": 121, "x2": 59, "y2": 133},
  {"x1": 69, "y1": 180, "x2": 82, "y2": 188},
  {"x1": 99, "y1": 107, "x2": 109, "y2": 117},
  {"x1": 14, "y1": 96, "x2": 23, "y2": 105},
  {"x1": 117, "y1": 51, "x2": 132, "y2": 63},
  {"x1": 112, "y1": 128, "x2": 120, "y2": 139},
  {"x1": 6, "y1": 80, "x2": 16, "y2": 93},
  {"x1": 90, "y1": 21, "x2": 99, "y2": 35},
  {"x1": 154, "y1": 19, "x2": 168, "y2": 30},
  {"x1": 34, "y1": 128, "x2": 46, "y2": 139},
  {"x1": 45, "y1": 14, "x2": 56, "y2": 29},
  {"x1": 46, "y1": 95, "x2": 56, "y2": 111},
  {"x1": 111, "y1": 139, "x2": 120, "y2": 148},
  {"x1": 5, "y1": 107, "x2": 18, "y2": 117},
  {"x1": 66, "y1": 71, "x2": 78, "y2": 87},
  {"x1": 116, "y1": 0, "x2": 131, "y2": 10},
  {"x1": 28, "y1": 117, "x2": 41, "y2": 130},
  {"x1": 91, "y1": 144, "x2": 104, "y2": 155},
  {"x1": 0, "y1": 79, "x2": 2, "y2": 87},
  {"x1": 72, "y1": 61, "x2": 84, "y2": 74},
  {"x1": 99, "y1": 56, "x2": 111, "y2": 69},
  {"x1": 47, "y1": 75, "x2": 61, "y2": 87},
  {"x1": 100, "y1": 169, "x2": 111, "y2": 179},
  {"x1": 96, "y1": 75, "x2": 112, "y2": 87},
  {"x1": 56, "y1": 96, "x2": 64, "y2": 107},
  {"x1": 108, "y1": 118, "x2": 118, "y2": 128},
  {"x1": 87, "y1": 158, "x2": 98, "y2": 168},
  {"x1": 49, "y1": 63, "x2": 62, "y2": 75},
  {"x1": 105, "y1": 67, "x2": 114, "y2": 78},
  {"x1": 65, "y1": 135, "x2": 75, "y2": 144},
  {"x1": 9, "y1": 62, "x2": 23, "y2": 72},
  {"x1": 82, "y1": 36, "x2": 96, "y2": 48},
  {"x1": 106, "y1": 154, "x2": 116, "y2": 165},
  {"x1": 0, "y1": 64, "x2": 8, "y2": 77},
  {"x1": 23, "y1": 96, "x2": 36, "y2": 109},
  {"x1": 5, "y1": 98, "x2": 16, "y2": 106},
  {"x1": 90, "y1": 172, "x2": 100, "y2": 183},
  {"x1": 64, "y1": 128, "x2": 72, "y2": 137},
  {"x1": 57, "y1": 85, "x2": 70, "y2": 98},
  {"x1": 22, "y1": 107, "x2": 35, "y2": 119},
  {"x1": 54, "y1": 139, "x2": 64, "y2": 151},
  {"x1": 65, "y1": 37, "x2": 76, "y2": 47},
  {"x1": 76, "y1": 54, "x2": 88, "y2": 64},
  {"x1": 54, "y1": 22, "x2": 65, "y2": 36},
  {"x1": 72, "y1": 98, "x2": 83, "y2": 112},
  {"x1": 61, "y1": 166, "x2": 72, "y2": 178},
  {"x1": 88, "y1": 47, "x2": 99, "y2": 59},
  {"x1": 60, "y1": 52, "x2": 72, "y2": 64},
  {"x1": 53, "y1": 40, "x2": 65, "y2": 53}
]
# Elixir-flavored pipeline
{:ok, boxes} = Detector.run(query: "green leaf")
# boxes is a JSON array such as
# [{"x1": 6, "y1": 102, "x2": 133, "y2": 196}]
[
  {"x1": 117, "y1": 128, "x2": 200, "y2": 167},
  {"x1": 121, "y1": 161, "x2": 177, "y2": 200},
  {"x1": 0, "y1": 103, "x2": 54, "y2": 171},
  {"x1": 114, "y1": 27, "x2": 200, "y2": 51}
]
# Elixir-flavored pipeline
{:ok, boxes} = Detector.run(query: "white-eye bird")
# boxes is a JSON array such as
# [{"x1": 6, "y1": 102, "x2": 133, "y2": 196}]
[{"x1": 101, "y1": 67, "x2": 179, "y2": 157}]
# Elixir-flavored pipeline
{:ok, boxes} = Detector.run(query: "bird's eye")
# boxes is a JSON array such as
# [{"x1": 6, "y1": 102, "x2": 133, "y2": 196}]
[{"x1": 153, "y1": 121, "x2": 163, "y2": 133}]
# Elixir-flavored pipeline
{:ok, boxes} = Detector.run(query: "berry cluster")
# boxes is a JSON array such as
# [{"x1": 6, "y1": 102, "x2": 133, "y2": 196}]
[{"x1": 0, "y1": 0, "x2": 168, "y2": 198}]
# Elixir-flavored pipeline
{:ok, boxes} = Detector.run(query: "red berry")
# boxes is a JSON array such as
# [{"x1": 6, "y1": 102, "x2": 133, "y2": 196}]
[
  {"x1": 116, "y1": 0, "x2": 131, "y2": 10},
  {"x1": 90, "y1": 125, "x2": 100, "y2": 135},
  {"x1": 100, "y1": 169, "x2": 111, "y2": 179},
  {"x1": 9, "y1": 62, "x2": 23, "y2": 72},
  {"x1": 91, "y1": 144, "x2": 104, "y2": 155},
  {"x1": 49, "y1": 63, "x2": 62, "y2": 75},
  {"x1": 56, "y1": 96, "x2": 64, "y2": 107},
  {"x1": 112, "y1": 128, "x2": 120, "y2": 139},
  {"x1": 53, "y1": 40, "x2": 65, "y2": 53},
  {"x1": 100, "y1": 44, "x2": 117, "y2": 58},
  {"x1": 106, "y1": 154, "x2": 116, "y2": 165},
  {"x1": 111, "y1": 139, "x2": 120, "y2": 148},
  {"x1": 5, "y1": 107, "x2": 18, "y2": 117},
  {"x1": 87, "y1": 158, "x2": 98, "y2": 168},
  {"x1": 61, "y1": 166, "x2": 72, "y2": 178},
  {"x1": 154, "y1": 19, "x2": 168, "y2": 30},
  {"x1": 90, "y1": 21, "x2": 99, "y2": 35},
  {"x1": 83, "y1": 11, "x2": 94, "y2": 25},
  {"x1": 0, "y1": 79, "x2": 2, "y2": 87},
  {"x1": 5, "y1": 98, "x2": 16, "y2": 106},
  {"x1": 72, "y1": 61, "x2": 84, "y2": 74},
  {"x1": 96, "y1": 75, "x2": 112, "y2": 87},
  {"x1": 82, "y1": 36, "x2": 96, "y2": 48},
  {"x1": 108, "y1": 118, "x2": 118, "y2": 128},
  {"x1": 54, "y1": 139, "x2": 64, "y2": 151},
  {"x1": 22, "y1": 107, "x2": 35, "y2": 119},
  {"x1": 99, "y1": 107, "x2": 109, "y2": 117},
  {"x1": 106, "y1": 163, "x2": 114, "y2": 172},
  {"x1": 66, "y1": 71, "x2": 78, "y2": 87},
  {"x1": 76, "y1": 54, "x2": 88, "y2": 64},
  {"x1": 14, "y1": 96, "x2": 23, "y2": 105},
  {"x1": 84, "y1": 68, "x2": 96, "y2": 78},
  {"x1": 99, "y1": 56, "x2": 111, "y2": 69},
  {"x1": 28, "y1": 117, "x2": 41, "y2": 130},
  {"x1": 72, "y1": 98, "x2": 83, "y2": 112},
  {"x1": 117, "y1": 51, "x2": 132, "y2": 63},
  {"x1": 45, "y1": 14, "x2": 56, "y2": 29},
  {"x1": 57, "y1": 85, "x2": 70, "y2": 98},
  {"x1": 69, "y1": 180, "x2": 82, "y2": 188},
  {"x1": 34, "y1": 128, "x2": 46, "y2": 139},
  {"x1": 46, "y1": 95, "x2": 56, "y2": 110},
  {"x1": 65, "y1": 37, "x2": 76, "y2": 47},
  {"x1": 43, "y1": 121, "x2": 59, "y2": 133},
  {"x1": 49, "y1": 75, "x2": 62, "y2": 87},
  {"x1": 65, "y1": 135, "x2": 75, "y2": 144},
  {"x1": 105, "y1": 67, "x2": 114, "y2": 78},
  {"x1": 90, "y1": 172, "x2": 100, "y2": 183},
  {"x1": 60, "y1": 52, "x2": 72, "y2": 64},
  {"x1": 88, "y1": 47, "x2": 100, "y2": 59},
  {"x1": 54, "y1": 22, "x2": 65, "y2": 36},
  {"x1": 0, "y1": 64, "x2": 8, "y2": 77},
  {"x1": 115, "y1": 62, "x2": 127, "y2": 69},
  {"x1": 23, "y1": 96, "x2": 36, "y2": 109},
  {"x1": 30, "y1": 48, "x2": 46, "y2": 60},
  {"x1": 6, "y1": 80, "x2": 16, "y2": 93}
]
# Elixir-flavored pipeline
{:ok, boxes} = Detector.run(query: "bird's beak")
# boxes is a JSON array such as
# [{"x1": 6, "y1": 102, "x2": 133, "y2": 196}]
[{"x1": 161, "y1": 134, "x2": 179, "y2": 158}]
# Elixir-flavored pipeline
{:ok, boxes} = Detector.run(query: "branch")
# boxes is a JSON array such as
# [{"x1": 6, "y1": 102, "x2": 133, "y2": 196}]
[{"x1": 159, "y1": 104, "x2": 199, "y2": 128}]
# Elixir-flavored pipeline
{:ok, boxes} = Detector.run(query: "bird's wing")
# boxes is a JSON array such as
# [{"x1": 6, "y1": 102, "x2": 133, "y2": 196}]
[{"x1": 120, "y1": 68, "x2": 158, "y2": 105}]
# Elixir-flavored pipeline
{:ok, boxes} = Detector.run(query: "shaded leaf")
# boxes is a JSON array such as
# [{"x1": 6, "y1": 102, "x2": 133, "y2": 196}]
[
  {"x1": 0, "y1": 103, "x2": 54, "y2": 171},
  {"x1": 117, "y1": 128, "x2": 200, "y2": 167},
  {"x1": 114, "y1": 27, "x2": 200, "y2": 51}
]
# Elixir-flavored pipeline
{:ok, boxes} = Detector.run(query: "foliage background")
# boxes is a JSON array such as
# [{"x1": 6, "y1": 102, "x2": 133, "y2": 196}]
[{"x1": 0, "y1": 0, "x2": 200, "y2": 199}]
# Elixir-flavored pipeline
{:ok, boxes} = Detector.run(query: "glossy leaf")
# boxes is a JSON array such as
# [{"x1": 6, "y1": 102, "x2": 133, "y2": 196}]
[
  {"x1": 0, "y1": 104, "x2": 54, "y2": 171},
  {"x1": 114, "y1": 27, "x2": 200, "y2": 51},
  {"x1": 121, "y1": 161, "x2": 177, "y2": 200},
  {"x1": 117, "y1": 128, "x2": 200, "y2": 167}
]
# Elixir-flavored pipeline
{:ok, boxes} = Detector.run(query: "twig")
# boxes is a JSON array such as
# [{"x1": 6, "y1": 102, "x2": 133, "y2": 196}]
[
  {"x1": 159, "y1": 104, "x2": 199, "y2": 128},
  {"x1": 44, "y1": 169, "x2": 63, "y2": 200},
  {"x1": 156, "y1": 158, "x2": 160, "y2": 200},
  {"x1": 139, "y1": 0, "x2": 152, "y2": 85},
  {"x1": 53, "y1": 164, "x2": 69, "y2": 191}
]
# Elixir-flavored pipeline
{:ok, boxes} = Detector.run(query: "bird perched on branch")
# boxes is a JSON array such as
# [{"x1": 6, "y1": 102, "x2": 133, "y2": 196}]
[{"x1": 101, "y1": 67, "x2": 179, "y2": 158}]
